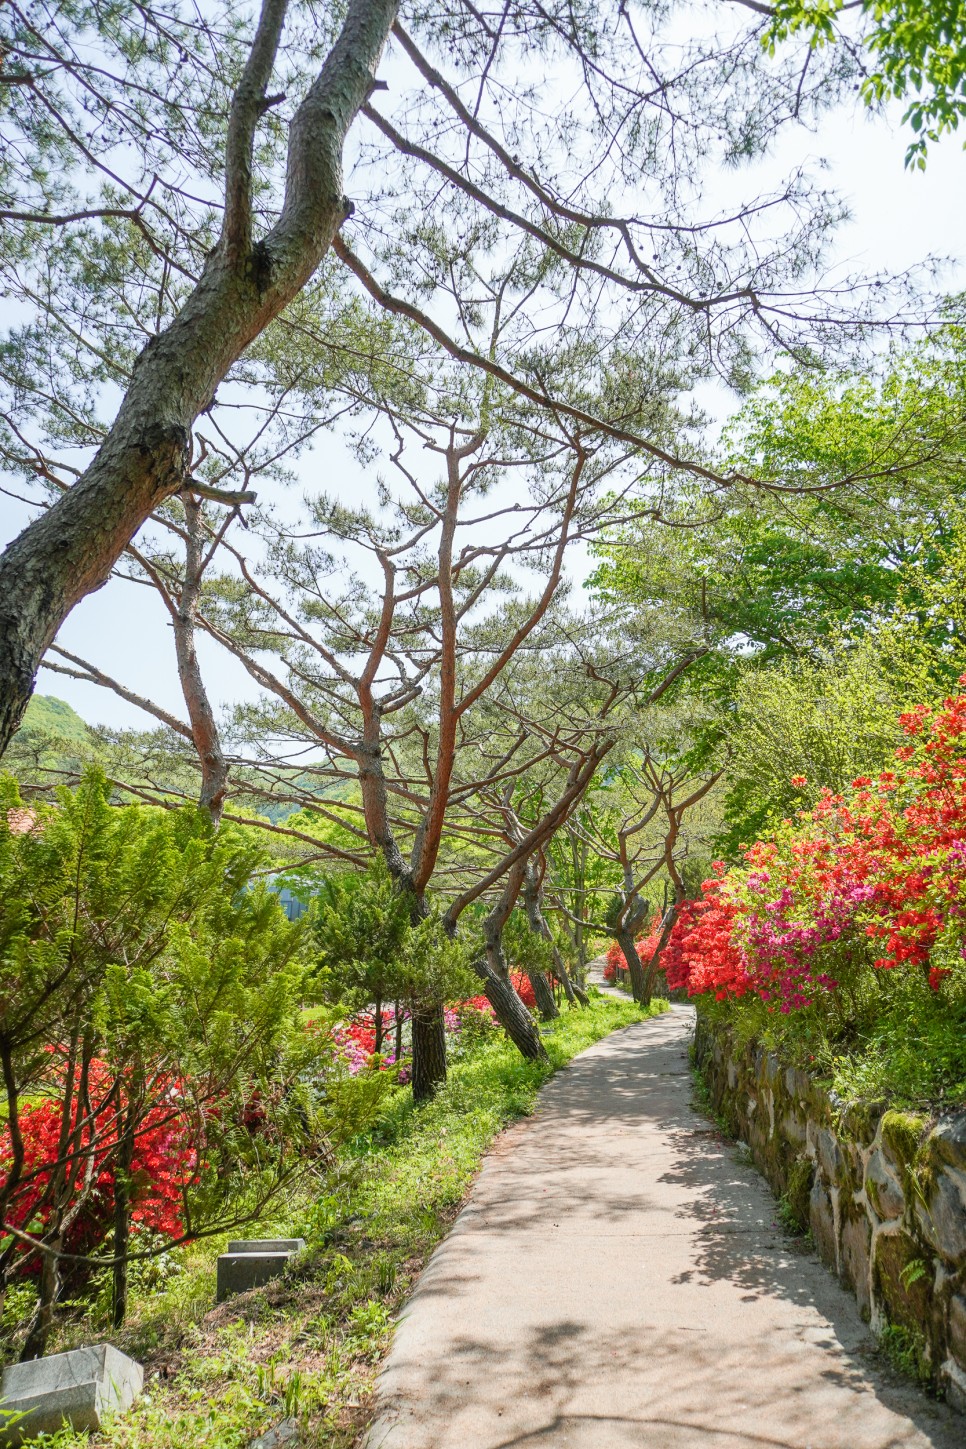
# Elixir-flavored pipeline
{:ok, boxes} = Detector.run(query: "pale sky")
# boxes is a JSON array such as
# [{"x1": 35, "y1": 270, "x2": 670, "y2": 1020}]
[{"x1": 9, "y1": 91, "x2": 965, "y2": 733}]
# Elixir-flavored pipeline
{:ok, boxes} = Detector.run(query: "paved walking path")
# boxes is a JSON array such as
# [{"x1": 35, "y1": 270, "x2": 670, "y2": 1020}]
[{"x1": 366, "y1": 1006, "x2": 961, "y2": 1449}]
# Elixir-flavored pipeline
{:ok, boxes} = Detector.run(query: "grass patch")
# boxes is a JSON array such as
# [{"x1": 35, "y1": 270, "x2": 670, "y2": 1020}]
[
  {"x1": 30, "y1": 994, "x2": 663, "y2": 1449},
  {"x1": 877, "y1": 1323, "x2": 932, "y2": 1389}
]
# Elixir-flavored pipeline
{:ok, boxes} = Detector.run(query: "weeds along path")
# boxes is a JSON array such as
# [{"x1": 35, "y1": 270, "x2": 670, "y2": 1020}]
[{"x1": 364, "y1": 1005, "x2": 960, "y2": 1449}]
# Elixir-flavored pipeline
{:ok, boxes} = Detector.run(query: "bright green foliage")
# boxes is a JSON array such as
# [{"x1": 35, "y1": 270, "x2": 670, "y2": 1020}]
[
  {"x1": 717, "y1": 640, "x2": 903, "y2": 849},
  {"x1": 590, "y1": 327, "x2": 966, "y2": 855},
  {"x1": 310, "y1": 859, "x2": 477, "y2": 1014},
  {"x1": 0, "y1": 769, "x2": 334, "y2": 1351},
  {"x1": 715, "y1": 529, "x2": 966, "y2": 849},
  {"x1": 0, "y1": 768, "x2": 307, "y2": 1092},
  {"x1": 311, "y1": 859, "x2": 413, "y2": 1017},
  {"x1": 38, "y1": 996, "x2": 663, "y2": 1448},
  {"x1": 502, "y1": 908, "x2": 555, "y2": 978},
  {"x1": 770, "y1": 1, "x2": 966, "y2": 165},
  {"x1": 591, "y1": 327, "x2": 966, "y2": 671}
]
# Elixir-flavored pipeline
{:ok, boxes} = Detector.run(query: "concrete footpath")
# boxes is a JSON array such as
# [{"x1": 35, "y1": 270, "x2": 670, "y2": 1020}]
[{"x1": 365, "y1": 1006, "x2": 961, "y2": 1449}]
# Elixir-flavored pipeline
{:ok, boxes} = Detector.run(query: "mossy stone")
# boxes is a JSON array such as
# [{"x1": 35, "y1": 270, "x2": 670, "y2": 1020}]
[
  {"x1": 873, "y1": 1231, "x2": 933, "y2": 1337},
  {"x1": 881, "y1": 1110, "x2": 930, "y2": 1173},
  {"x1": 840, "y1": 1099, "x2": 886, "y2": 1148},
  {"x1": 929, "y1": 1114, "x2": 966, "y2": 1173}
]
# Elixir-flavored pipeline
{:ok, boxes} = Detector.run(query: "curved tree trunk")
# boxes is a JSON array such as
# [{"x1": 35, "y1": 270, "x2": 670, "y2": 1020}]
[
  {"x1": 644, "y1": 892, "x2": 683, "y2": 1000},
  {"x1": 526, "y1": 968, "x2": 559, "y2": 1022},
  {"x1": 480, "y1": 885, "x2": 546, "y2": 1060},
  {"x1": 523, "y1": 860, "x2": 583, "y2": 1010},
  {"x1": 616, "y1": 926, "x2": 649, "y2": 1005},
  {"x1": 615, "y1": 893, "x2": 650, "y2": 1005},
  {"x1": 553, "y1": 946, "x2": 589, "y2": 1007},
  {"x1": 475, "y1": 960, "x2": 546, "y2": 1060},
  {"x1": 174, "y1": 495, "x2": 229, "y2": 826},
  {"x1": 0, "y1": 0, "x2": 399, "y2": 753}
]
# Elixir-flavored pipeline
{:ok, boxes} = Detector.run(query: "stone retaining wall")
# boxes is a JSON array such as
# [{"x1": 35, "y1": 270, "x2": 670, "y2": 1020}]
[{"x1": 693, "y1": 1013, "x2": 966, "y2": 1412}]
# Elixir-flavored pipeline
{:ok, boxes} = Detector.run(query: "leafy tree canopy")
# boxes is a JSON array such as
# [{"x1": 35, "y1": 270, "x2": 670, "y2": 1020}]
[{"x1": 769, "y1": 0, "x2": 966, "y2": 166}]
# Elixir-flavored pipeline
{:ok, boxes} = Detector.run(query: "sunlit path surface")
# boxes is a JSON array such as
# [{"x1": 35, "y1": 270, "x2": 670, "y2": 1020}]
[{"x1": 365, "y1": 1006, "x2": 960, "y2": 1449}]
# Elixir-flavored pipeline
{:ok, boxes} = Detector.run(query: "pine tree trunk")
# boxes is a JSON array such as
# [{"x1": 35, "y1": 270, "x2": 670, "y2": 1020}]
[
  {"x1": 176, "y1": 494, "x2": 229, "y2": 825},
  {"x1": 474, "y1": 961, "x2": 547, "y2": 1060},
  {"x1": 0, "y1": 0, "x2": 400, "y2": 753},
  {"x1": 112, "y1": 1115, "x2": 135, "y2": 1328},
  {"x1": 374, "y1": 993, "x2": 383, "y2": 1055},
  {"x1": 21, "y1": 1239, "x2": 60, "y2": 1360},
  {"x1": 394, "y1": 1000, "x2": 403, "y2": 1063},
  {"x1": 527, "y1": 969, "x2": 559, "y2": 1021},
  {"x1": 520, "y1": 864, "x2": 561, "y2": 1019},
  {"x1": 553, "y1": 947, "x2": 589, "y2": 1007},
  {"x1": 645, "y1": 896, "x2": 682, "y2": 1000},
  {"x1": 617, "y1": 927, "x2": 650, "y2": 1005},
  {"x1": 410, "y1": 1002, "x2": 447, "y2": 1103},
  {"x1": 480, "y1": 902, "x2": 547, "y2": 1061}
]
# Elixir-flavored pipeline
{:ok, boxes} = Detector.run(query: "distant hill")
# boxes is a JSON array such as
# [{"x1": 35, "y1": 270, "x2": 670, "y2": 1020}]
[{"x1": 18, "y1": 694, "x2": 93, "y2": 743}]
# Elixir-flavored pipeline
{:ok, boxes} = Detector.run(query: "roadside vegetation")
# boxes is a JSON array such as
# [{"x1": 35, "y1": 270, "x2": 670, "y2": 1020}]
[
  {"x1": 8, "y1": 997, "x2": 658, "y2": 1449},
  {"x1": 2, "y1": 0, "x2": 966, "y2": 1440}
]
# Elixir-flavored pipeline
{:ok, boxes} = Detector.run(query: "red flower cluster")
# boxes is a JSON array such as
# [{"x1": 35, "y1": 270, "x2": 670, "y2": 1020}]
[
  {"x1": 665, "y1": 688, "x2": 966, "y2": 1009},
  {"x1": 2, "y1": 1059, "x2": 197, "y2": 1267},
  {"x1": 461, "y1": 994, "x2": 497, "y2": 1016},
  {"x1": 604, "y1": 919, "x2": 666, "y2": 983},
  {"x1": 663, "y1": 883, "x2": 746, "y2": 1000},
  {"x1": 509, "y1": 970, "x2": 537, "y2": 1008}
]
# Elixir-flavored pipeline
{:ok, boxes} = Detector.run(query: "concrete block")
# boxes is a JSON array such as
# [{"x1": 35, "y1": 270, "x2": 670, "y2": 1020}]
[
  {"x1": 228, "y1": 1239, "x2": 306, "y2": 1255},
  {"x1": 217, "y1": 1239, "x2": 304, "y2": 1302},
  {"x1": 0, "y1": 1343, "x2": 143, "y2": 1445}
]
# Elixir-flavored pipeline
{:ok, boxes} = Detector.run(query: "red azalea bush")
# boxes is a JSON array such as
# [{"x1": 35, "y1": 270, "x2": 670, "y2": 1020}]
[
  {"x1": 605, "y1": 920, "x2": 667, "y2": 986},
  {"x1": 458, "y1": 994, "x2": 497, "y2": 1022},
  {"x1": 509, "y1": 970, "x2": 537, "y2": 1007},
  {"x1": 665, "y1": 687, "x2": 966, "y2": 1103},
  {"x1": 2, "y1": 1059, "x2": 198, "y2": 1272}
]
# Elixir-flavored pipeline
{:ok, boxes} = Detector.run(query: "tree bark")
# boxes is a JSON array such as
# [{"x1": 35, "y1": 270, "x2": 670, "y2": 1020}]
[
  {"x1": 616, "y1": 926, "x2": 649, "y2": 1005},
  {"x1": 553, "y1": 947, "x2": 589, "y2": 1007},
  {"x1": 615, "y1": 893, "x2": 650, "y2": 1005},
  {"x1": 410, "y1": 1002, "x2": 447, "y2": 1104},
  {"x1": 475, "y1": 960, "x2": 546, "y2": 1060},
  {"x1": 480, "y1": 877, "x2": 547, "y2": 1061},
  {"x1": 0, "y1": 0, "x2": 399, "y2": 752},
  {"x1": 112, "y1": 1111, "x2": 135, "y2": 1329},
  {"x1": 20, "y1": 1237, "x2": 61, "y2": 1360},
  {"x1": 526, "y1": 969, "x2": 559, "y2": 1021},
  {"x1": 522, "y1": 861, "x2": 565, "y2": 1015},
  {"x1": 644, "y1": 892, "x2": 684, "y2": 999},
  {"x1": 174, "y1": 496, "x2": 229, "y2": 826}
]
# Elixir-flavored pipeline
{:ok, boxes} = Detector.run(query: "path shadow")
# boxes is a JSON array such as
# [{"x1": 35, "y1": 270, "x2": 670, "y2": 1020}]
[{"x1": 368, "y1": 1008, "x2": 960, "y2": 1449}]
